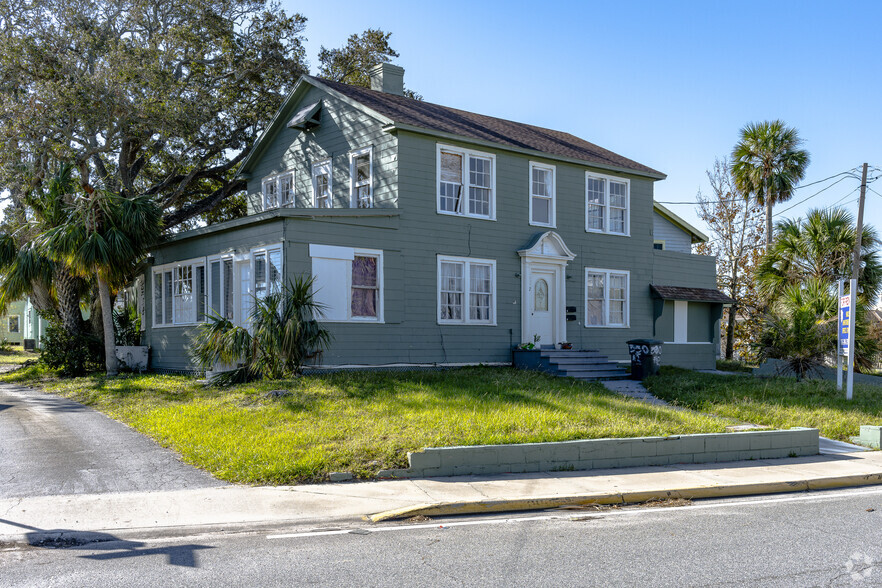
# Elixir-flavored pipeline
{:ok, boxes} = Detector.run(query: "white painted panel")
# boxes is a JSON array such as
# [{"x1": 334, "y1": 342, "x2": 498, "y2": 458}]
[
  {"x1": 312, "y1": 257, "x2": 349, "y2": 321},
  {"x1": 309, "y1": 244, "x2": 355, "y2": 260},
  {"x1": 674, "y1": 300, "x2": 689, "y2": 343}
]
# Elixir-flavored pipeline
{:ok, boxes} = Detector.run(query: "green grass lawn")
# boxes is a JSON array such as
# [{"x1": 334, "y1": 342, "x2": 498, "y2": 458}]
[
  {"x1": 0, "y1": 347, "x2": 40, "y2": 365},
  {"x1": 645, "y1": 367, "x2": 882, "y2": 442},
  {"x1": 2, "y1": 366, "x2": 730, "y2": 485}
]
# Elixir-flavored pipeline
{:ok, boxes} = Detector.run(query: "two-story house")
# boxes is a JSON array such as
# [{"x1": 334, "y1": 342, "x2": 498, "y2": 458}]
[{"x1": 144, "y1": 64, "x2": 731, "y2": 373}]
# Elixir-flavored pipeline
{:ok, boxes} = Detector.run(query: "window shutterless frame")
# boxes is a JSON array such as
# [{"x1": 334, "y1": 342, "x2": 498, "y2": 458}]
[
  {"x1": 529, "y1": 161, "x2": 556, "y2": 228},
  {"x1": 152, "y1": 256, "x2": 207, "y2": 327},
  {"x1": 585, "y1": 172, "x2": 630, "y2": 236},
  {"x1": 437, "y1": 255, "x2": 497, "y2": 325},
  {"x1": 312, "y1": 160, "x2": 333, "y2": 209},
  {"x1": 584, "y1": 267, "x2": 630, "y2": 328},
  {"x1": 436, "y1": 143, "x2": 496, "y2": 221},
  {"x1": 349, "y1": 146, "x2": 373, "y2": 209},
  {"x1": 261, "y1": 170, "x2": 295, "y2": 211}
]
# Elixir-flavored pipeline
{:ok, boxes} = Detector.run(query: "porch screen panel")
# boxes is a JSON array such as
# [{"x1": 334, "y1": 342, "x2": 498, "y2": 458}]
[
  {"x1": 210, "y1": 261, "x2": 221, "y2": 317},
  {"x1": 154, "y1": 273, "x2": 164, "y2": 324},
  {"x1": 254, "y1": 252, "x2": 267, "y2": 300},
  {"x1": 223, "y1": 260, "x2": 234, "y2": 320},
  {"x1": 268, "y1": 250, "x2": 282, "y2": 294},
  {"x1": 196, "y1": 265, "x2": 206, "y2": 321},
  {"x1": 163, "y1": 270, "x2": 173, "y2": 325}
]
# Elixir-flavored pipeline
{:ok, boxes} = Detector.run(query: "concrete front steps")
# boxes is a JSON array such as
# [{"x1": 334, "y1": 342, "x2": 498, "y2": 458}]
[{"x1": 539, "y1": 349, "x2": 629, "y2": 381}]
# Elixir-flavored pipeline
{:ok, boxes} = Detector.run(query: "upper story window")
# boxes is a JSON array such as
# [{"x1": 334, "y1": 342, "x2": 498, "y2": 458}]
[
  {"x1": 437, "y1": 144, "x2": 496, "y2": 220},
  {"x1": 312, "y1": 160, "x2": 332, "y2": 208},
  {"x1": 585, "y1": 268, "x2": 629, "y2": 328},
  {"x1": 350, "y1": 146, "x2": 373, "y2": 209},
  {"x1": 262, "y1": 171, "x2": 294, "y2": 210},
  {"x1": 437, "y1": 255, "x2": 496, "y2": 325},
  {"x1": 529, "y1": 162, "x2": 556, "y2": 227},
  {"x1": 585, "y1": 172, "x2": 630, "y2": 235}
]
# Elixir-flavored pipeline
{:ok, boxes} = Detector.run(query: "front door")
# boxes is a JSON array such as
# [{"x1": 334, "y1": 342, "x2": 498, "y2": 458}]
[{"x1": 527, "y1": 268, "x2": 556, "y2": 347}]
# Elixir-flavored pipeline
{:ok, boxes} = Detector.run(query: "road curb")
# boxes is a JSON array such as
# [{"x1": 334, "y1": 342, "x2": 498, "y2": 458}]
[{"x1": 367, "y1": 475, "x2": 882, "y2": 522}]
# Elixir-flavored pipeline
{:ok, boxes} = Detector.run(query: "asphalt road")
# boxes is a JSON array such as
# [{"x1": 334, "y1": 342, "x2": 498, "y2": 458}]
[
  {"x1": 4, "y1": 486, "x2": 882, "y2": 587},
  {"x1": 0, "y1": 383, "x2": 221, "y2": 498}
]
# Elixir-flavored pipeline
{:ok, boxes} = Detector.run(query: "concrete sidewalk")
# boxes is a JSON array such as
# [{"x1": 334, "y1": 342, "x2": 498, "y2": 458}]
[{"x1": 4, "y1": 450, "x2": 882, "y2": 544}]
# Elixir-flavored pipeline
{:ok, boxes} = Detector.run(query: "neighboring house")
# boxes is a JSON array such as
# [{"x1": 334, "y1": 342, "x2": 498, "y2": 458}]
[
  {"x1": 144, "y1": 64, "x2": 731, "y2": 372},
  {"x1": 0, "y1": 298, "x2": 48, "y2": 348}
]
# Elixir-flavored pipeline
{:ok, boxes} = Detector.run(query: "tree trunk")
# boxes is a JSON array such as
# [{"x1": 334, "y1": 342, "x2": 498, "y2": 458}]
[
  {"x1": 54, "y1": 266, "x2": 87, "y2": 335},
  {"x1": 97, "y1": 273, "x2": 118, "y2": 376},
  {"x1": 765, "y1": 200, "x2": 773, "y2": 246},
  {"x1": 725, "y1": 305, "x2": 737, "y2": 360}
]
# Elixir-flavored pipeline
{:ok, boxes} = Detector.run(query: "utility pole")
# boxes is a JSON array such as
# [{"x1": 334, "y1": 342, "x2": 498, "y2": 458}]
[{"x1": 846, "y1": 163, "x2": 868, "y2": 400}]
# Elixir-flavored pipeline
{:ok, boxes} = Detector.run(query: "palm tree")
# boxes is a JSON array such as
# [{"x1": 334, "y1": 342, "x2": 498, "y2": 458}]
[
  {"x1": 38, "y1": 166, "x2": 162, "y2": 376},
  {"x1": 757, "y1": 208, "x2": 882, "y2": 304},
  {"x1": 756, "y1": 208, "x2": 882, "y2": 372},
  {"x1": 732, "y1": 120, "x2": 810, "y2": 245},
  {"x1": 190, "y1": 276, "x2": 332, "y2": 385}
]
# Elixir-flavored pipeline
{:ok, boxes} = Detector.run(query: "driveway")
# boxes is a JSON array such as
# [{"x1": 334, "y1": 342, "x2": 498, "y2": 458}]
[{"x1": 0, "y1": 383, "x2": 222, "y2": 498}]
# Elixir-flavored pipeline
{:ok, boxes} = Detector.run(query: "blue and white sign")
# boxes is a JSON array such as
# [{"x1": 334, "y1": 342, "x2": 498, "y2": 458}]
[{"x1": 839, "y1": 294, "x2": 851, "y2": 356}]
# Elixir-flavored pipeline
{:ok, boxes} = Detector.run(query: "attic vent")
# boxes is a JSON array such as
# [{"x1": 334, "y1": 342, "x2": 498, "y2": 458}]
[{"x1": 287, "y1": 100, "x2": 322, "y2": 130}]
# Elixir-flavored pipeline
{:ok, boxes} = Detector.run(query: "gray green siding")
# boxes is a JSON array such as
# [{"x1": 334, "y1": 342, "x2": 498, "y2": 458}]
[
  {"x1": 653, "y1": 212, "x2": 692, "y2": 253},
  {"x1": 244, "y1": 86, "x2": 397, "y2": 213},
  {"x1": 145, "y1": 85, "x2": 722, "y2": 371}
]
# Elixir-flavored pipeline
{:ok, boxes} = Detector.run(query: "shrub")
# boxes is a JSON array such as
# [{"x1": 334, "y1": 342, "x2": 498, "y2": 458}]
[
  {"x1": 190, "y1": 275, "x2": 332, "y2": 385},
  {"x1": 40, "y1": 322, "x2": 103, "y2": 376}
]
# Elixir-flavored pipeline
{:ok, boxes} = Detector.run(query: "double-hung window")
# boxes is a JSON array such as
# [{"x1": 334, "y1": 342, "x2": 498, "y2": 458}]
[
  {"x1": 529, "y1": 162, "x2": 556, "y2": 227},
  {"x1": 262, "y1": 171, "x2": 294, "y2": 210},
  {"x1": 585, "y1": 268, "x2": 629, "y2": 327},
  {"x1": 437, "y1": 255, "x2": 496, "y2": 325},
  {"x1": 437, "y1": 144, "x2": 495, "y2": 220},
  {"x1": 153, "y1": 258, "x2": 206, "y2": 326},
  {"x1": 350, "y1": 147, "x2": 372, "y2": 208},
  {"x1": 8, "y1": 315, "x2": 19, "y2": 334},
  {"x1": 585, "y1": 172, "x2": 630, "y2": 235},
  {"x1": 309, "y1": 245, "x2": 383, "y2": 322},
  {"x1": 312, "y1": 160, "x2": 332, "y2": 208}
]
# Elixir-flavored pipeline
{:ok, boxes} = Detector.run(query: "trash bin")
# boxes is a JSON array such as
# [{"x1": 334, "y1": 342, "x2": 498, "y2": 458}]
[
  {"x1": 627, "y1": 339, "x2": 663, "y2": 380},
  {"x1": 23, "y1": 339, "x2": 35, "y2": 351}
]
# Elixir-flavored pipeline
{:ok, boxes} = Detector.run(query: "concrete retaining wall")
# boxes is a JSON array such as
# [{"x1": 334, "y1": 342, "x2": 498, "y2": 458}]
[{"x1": 377, "y1": 428, "x2": 819, "y2": 479}]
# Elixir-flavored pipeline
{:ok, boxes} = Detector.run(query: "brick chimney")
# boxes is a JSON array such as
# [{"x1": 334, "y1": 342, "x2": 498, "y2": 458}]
[{"x1": 368, "y1": 63, "x2": 405, "y2": 96}]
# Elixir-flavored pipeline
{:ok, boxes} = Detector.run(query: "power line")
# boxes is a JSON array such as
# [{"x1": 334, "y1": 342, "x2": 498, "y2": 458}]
[
  {"x1": 656, "y1": 167, "x2": 861, "y2": 206},
  {"x1": 772, "y1": 175, "x2": 854, "y2": 217}
]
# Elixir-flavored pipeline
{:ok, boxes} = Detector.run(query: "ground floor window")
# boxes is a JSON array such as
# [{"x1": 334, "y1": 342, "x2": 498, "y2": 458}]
[
  {"x1": 154, "y1": 245, "x2": 282, "y2": 328},
  {"x1": 584, "y1": 268, "x2": 629, "y2": 327},
  {"x1": 309, "y1": 244, "x2": 384, "y2": 322},
  {"x1": 437, "y1": 255, "x2": 496, "y2": 325},
  {"x1": 7, "y1": 315, "x2": 19, "y2": 334}
]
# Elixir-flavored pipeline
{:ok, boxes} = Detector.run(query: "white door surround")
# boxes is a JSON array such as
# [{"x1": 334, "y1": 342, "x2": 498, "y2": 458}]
[{"x1": 518, "y1": 231, "x2": 576, "y2": 347}]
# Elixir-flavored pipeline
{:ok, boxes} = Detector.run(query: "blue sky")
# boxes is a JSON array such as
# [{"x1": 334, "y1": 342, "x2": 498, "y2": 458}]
[{"x1": 290, "y1": 0, "x2": 882, "y2": 237}]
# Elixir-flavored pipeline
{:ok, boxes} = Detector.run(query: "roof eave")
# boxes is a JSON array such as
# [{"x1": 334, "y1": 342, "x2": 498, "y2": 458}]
[
  {"x1": 383, "y1": 122, "x2": 667, "y2": 181},
  {"x1": 653, "y1": 201, "x2": 709, "y2": 243}
]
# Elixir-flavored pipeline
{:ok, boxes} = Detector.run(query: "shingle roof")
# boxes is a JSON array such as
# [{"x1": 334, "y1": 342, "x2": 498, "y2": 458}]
[
  {"x1": 650, "y1": 285, "x2": 734, "y2": 304},
  {"x1": 314, "y1": 77, "x2": 664, "y2": 178}
]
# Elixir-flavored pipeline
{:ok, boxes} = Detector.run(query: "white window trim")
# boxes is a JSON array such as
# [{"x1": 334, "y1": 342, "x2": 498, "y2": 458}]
[
  {"x1": 529, "y1": 161, "x2": 556, "y2": 228},
  {"x1": 653, "y1": 240, "x2": 666, "y2": 250},
  {"x1": 261, "y1": 170, "x2": 295, "y2": 211},
  {"x1": 585, "y1": 172, "x2": 630, "y2": 236},
  {"x1": 436, "y1": 143, "x2": 497, "y2": 221},
  {"x1": 250, "y1": 244, "x2": 285, "y2": 299},
  {"x1": 308, "y1": 245, "x2": 384, "y2": 323},
  {"x1": 312, "y1": 159, "x2": 333, "y2": 209},
  {"x1": 584, "y1": 267, "x2": 630, "y2": 328},
  {"x1": 152, "y1": 256, "x2": 207, "y2": 328},
  {"x1": 349, "y1": 146, "x2": 373, "y2": 209},
  {"x1": 437, "y1": 255, "x2": 497, "y2": 326},
  {"x1": 7, "y1": 315, "x2": 19, "y2": 334}
]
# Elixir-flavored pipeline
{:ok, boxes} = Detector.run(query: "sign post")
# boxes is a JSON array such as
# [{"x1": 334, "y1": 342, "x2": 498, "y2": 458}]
[
  {"x1": 838, "y1": 280, "x2": 846, "y2": 390},
  {"x1": 846, "y1": 279, "x2": 857, "y2": 400}
]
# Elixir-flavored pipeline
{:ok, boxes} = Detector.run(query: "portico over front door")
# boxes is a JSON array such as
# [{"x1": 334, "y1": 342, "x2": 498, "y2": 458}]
[{"x1": 517, "y1": 231, "x2": 576, "y2": 348}]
